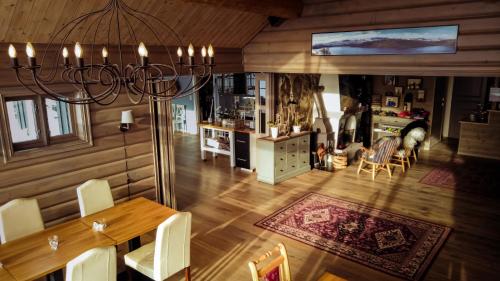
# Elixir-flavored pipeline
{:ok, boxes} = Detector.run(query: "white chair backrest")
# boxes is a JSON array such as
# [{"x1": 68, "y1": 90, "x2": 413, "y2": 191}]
[
  {"x1": 154, "y1": 212, "x2": 192, "y2": 281},
  {"x1": 66, "y1": 246, "x2": 116, "y2": 281},
  {"x1": 0, "y1": 198, "x2": 44, "y2": 244},
  {"x1": 77, "y1": 179, "x2": 114, "y2": 217}
]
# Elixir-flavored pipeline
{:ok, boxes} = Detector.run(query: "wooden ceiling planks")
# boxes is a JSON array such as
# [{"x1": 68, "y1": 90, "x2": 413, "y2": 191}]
[{"x1": 0, "y1": 0, "x2": 270, "y2": 48}]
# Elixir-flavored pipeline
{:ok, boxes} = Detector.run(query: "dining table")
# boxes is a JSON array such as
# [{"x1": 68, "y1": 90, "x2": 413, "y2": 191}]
[{"x1": 0, "y1": 197, "x2": 176, "y2": 281}]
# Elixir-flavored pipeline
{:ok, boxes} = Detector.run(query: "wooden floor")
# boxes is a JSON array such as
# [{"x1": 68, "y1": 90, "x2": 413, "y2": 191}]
[{"x1": 136, "y1": 134, "x2": 500, "y2": 281}]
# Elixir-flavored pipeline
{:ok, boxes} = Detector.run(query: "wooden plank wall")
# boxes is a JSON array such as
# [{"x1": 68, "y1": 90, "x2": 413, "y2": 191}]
[
  {"x1": 244, "y1": 0, "x2": 500, "y2": 76},
  {"x1": 0, "y1": 44, "x2": 243, "y2": 226}
]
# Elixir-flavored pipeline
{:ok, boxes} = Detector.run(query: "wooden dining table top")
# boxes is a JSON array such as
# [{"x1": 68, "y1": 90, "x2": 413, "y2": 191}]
[
  {"x1": 0, "y1": 220, "x2": 114, "y2": 281},
  {"x1": 0, "y1": 267, "x2": 16, "y2": 281},
  {"x1": 80, "y1": 197, "x2": 177, "y2": 244}
]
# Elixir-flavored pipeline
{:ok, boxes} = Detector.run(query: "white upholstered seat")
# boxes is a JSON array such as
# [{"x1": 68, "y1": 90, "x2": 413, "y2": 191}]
[
  {"x1": 77, "y1": 179, "x2": 114, "y2": 217},
  {"x1": 0, "y1": 198, "x2": 44, "y2": 244},
  {"x1": 66, "y1": 246, "x2": 117, "y2": 281},
  {"x1": 124, "y1": 212, "x2": 192, "y2": 281}
]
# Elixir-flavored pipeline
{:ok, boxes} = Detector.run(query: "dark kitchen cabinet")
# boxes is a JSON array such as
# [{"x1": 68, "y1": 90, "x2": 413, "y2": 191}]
[{"x1": 235, "y1": 131, "x2": 250, "y2": 169}]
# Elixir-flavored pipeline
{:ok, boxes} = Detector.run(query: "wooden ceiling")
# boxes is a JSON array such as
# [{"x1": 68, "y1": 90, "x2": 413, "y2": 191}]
[{"x1": 0, "y1": 0, "x2": 300, "y2": 48}]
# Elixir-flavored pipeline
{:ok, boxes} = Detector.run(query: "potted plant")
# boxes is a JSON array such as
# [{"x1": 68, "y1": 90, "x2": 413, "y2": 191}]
[
  {"x1": 292, "y1": 118, "x2": 301, "y2": 134},
  {"x1": 268, "y1": 121, "x2": 279, "y2": 138}
]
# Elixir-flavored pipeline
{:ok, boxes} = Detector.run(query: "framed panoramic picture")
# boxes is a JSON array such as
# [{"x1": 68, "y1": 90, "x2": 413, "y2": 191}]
[{"x1": 311, "y1": 25, "x2": 458, "y2": 56}]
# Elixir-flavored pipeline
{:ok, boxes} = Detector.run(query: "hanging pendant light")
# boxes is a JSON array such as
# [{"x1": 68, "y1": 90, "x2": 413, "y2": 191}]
[{"x1": 6, "y1": 0, "x2": 215, "y2": 105}]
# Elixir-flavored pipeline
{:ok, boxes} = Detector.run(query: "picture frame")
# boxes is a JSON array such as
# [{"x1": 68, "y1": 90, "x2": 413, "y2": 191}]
[
  {"x1": 311, "y1": 25, "x2": 459, "y2": 56},
  {"x1": 385, "y1": 96, "x2": 399, "y2": 108},
  {"x1": 394, "y1": 87, "x2": 403, "y2": 96},
  {"x1": 407, "y1": 78, "x2": 422, "y2": 89},
  {"x1": 384, "y1": 75, "x2": 396, "y2": 86},
  {"x1": 417, "y1": 90, "x2": 426, "y2": 102}
]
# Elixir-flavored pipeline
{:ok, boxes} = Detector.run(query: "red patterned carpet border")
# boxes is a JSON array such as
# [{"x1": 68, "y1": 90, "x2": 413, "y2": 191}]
[{"x1": 255, "y1": 193, "x2": 451, "y2": 281}]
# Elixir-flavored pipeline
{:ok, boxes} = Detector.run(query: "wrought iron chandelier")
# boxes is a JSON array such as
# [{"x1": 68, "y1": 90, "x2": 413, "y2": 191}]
[{"x1": 7, "y1": 0, "x2": 215, "y2": 105}]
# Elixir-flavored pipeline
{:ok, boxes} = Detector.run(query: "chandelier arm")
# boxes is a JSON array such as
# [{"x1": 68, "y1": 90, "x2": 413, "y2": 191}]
[
  {"x1": 37, "y1": 3, "x2": 113, "y2": 82},
  {"x1": 119, "y1": 7, "x2": 140, "y2": 66},
  {"x1": 77, "y1": 67, "x2": 122, "y2": 105},
  {"x1": 178, "y1": 72, "x2": 213, "y2": 98},
  {"x1": 174, "y1": 65, "x2": 210, "y2": 95},
  {"x1": 119, "y1": 4, "x2": 179, "y2": 75},
  {"x1": 85, "y1": 5, "x2": 114, "y2": 78}
]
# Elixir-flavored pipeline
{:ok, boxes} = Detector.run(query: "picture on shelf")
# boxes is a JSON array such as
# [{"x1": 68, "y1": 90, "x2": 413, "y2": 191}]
[
  {"x1": 417, "y1": 90, "x2": 426, "y2": 102},
  {"x1": 407, "y1": 78, "x2": 422, "y2": 89},
  {"x1": 385, "y1": 96, "x2": 399, "y2": 108}
]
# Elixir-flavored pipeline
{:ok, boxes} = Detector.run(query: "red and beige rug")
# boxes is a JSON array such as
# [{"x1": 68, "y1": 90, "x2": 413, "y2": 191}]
[{"x1": 255, "y1": 193, "x2": 451, "y2": 281}]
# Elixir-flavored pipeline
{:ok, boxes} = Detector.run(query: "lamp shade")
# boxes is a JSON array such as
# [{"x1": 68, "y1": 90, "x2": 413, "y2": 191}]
[{"x1": 121, "y1": 110, "x2": 134, "y2": 124}]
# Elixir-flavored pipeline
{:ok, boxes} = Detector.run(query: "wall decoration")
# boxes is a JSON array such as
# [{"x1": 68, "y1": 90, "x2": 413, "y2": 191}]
[
  {"x1": 417, "y1": 90, "x2": 426, "y2": 102},
  {"x1": 384, "y1": 75, "x2": 396, "y2": 86},
  {"x1": 312, "y1": 25, "x2": 458, "y2": 56},
  {"x1": 385, "y1": 96, "x2": 399, "y2": 108},
  {"x1": 407, "y1": 78, "x2": 422, "y2": 89},
  {"x1": 394, "y1": 87, "x2": 403, "y2": 96},
  {"x1": 277, "y1": 74, "x2": 319, "y2": 132}
]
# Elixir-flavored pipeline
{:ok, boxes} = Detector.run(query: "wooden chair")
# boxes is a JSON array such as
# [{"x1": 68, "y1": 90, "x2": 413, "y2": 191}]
[
  {"x1": 124, "y1": 212, "x2": 192, "y2": 281},
  {"x1": 390, "y1": 148, "x2": 411, "y2": 173},
  {"x1": 0, "y1": 198, "x2": 44, "y2": 244},
  {"x1": 357, "y1": 136, "x2": 401, "y2": 180},
  {"x1": 66, "y1": 246, "x2": 116, "y2": 281},
  {"x1": 248, "y1": 243, "x2": 291, "y2": 281},
  {"x1": 77, "y1": 179, "x2": 114, "y2": 217}
]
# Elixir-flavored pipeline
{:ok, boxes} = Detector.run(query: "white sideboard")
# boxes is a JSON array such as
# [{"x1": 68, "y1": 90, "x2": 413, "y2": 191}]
[{"x1": 256, "y1": 132, "x2": 311, "y2": 185}]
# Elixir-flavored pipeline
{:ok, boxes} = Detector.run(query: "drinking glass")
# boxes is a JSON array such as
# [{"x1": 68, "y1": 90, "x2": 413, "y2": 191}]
[{"x1": 48, "y1": 235, "x2": 59, "y2": 250}]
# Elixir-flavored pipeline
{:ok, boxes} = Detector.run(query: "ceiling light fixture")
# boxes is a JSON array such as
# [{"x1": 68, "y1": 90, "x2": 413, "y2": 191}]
[{"x1": 7, "y1": 0, "x2": 215, "y2": 105}]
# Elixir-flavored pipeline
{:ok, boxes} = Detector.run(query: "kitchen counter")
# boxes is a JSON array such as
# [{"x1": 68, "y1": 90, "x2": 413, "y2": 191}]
[
  {"x1": 258, "y1": 131, "x2": 310, "y2": 143},
  {"x1": 199, "y1": 122, "x2": 255, "y2": 134}
]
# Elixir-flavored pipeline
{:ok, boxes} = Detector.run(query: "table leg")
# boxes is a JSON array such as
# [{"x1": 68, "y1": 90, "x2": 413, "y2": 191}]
[
  {"x1": 48, "y1": 269, "x2": 63, "y2": 281},
  {"x1": 128, "y1": 236, "x2": 141, "y2": 251}
]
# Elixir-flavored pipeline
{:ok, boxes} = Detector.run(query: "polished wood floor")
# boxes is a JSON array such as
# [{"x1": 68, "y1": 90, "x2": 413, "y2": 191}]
[{"x1": 135, "y1": 135, "x2": 500, "y2": 281}]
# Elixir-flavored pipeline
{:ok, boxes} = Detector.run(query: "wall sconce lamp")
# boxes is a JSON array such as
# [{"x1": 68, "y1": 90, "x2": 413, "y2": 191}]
[{"x1": 120, "y1": 110, "x2": 135, "y2": 132}]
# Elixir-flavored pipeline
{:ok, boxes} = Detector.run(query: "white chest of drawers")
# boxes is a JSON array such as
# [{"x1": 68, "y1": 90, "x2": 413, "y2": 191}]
[{"x1": 256, "y1": 132, "x2": 311, "y2": 185}]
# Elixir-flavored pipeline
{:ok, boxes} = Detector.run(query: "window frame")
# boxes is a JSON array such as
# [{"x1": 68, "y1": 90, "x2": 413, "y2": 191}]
[{"x1": 0, "y1": 86, "x2": 93, "y2": 163}]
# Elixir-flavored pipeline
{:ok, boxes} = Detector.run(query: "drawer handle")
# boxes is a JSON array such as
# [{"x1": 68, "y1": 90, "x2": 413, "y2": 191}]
[
  {"x1": 237, "y1": 158, "x2": 247, "y2": 162},
  {"x1": 292, "y1": 154, "x2": 295, "y2": 157},
  {"x1": 236, "y1": 140, "x2": 247, "y2": 143},
  {"x1": 292, "y1": 144, "x2": 296, "y2": 146},
  {"x1": 292, "y1": 165, "x2": 295, "y2": 168},
  {"x1": 302, "y1": 150, "x2": 306, "y2": 153},
  {"x1": 280, "y1": 158, "x2": 284, "y2": 160},
  {"x1": 280, "y1": 169, "x2": 283, "y2": 172},
  {"x1": 303, "y1": 161, "x2": 307, "y2": 163}
]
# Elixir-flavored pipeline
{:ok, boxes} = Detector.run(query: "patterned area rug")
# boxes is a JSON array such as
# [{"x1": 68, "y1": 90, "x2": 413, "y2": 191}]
[
  {"x1": 419, "y1": 160, "x2": 497, "y2": 194},
  {"x1": 255, "y1": 193, "x2": 451, "y2": 281}
]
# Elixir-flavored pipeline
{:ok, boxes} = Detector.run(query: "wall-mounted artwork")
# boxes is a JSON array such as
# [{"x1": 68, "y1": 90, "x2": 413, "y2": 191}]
[
  {"x1": 312, "y1": 25, "x2": 458, "y2": 56},
  {"x1": 385, "y1": 96, "x2": 399, "y2": 108}
]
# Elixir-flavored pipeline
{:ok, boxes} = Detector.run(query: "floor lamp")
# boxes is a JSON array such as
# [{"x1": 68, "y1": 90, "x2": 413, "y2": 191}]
[{"x1": 120, "y1": 110, "x2": 134, "y2": 199}]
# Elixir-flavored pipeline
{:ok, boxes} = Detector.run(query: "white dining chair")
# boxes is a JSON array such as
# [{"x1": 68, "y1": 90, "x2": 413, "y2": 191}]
[
  {"x1": 0, "y1": 198, "x2": 45, "y2": 244},
  {"x1": 124, "y1": 212, "x2": 192, "y2": 281},
  {"x1": 66, "y1": 246, "x2": 117, "y2": 281},
  {"x1": 77, "y1": 179, "x2": 114, "y2": 217}
]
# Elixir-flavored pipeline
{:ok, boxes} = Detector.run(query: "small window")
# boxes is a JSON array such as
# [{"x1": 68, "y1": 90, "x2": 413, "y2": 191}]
[{"x1": 0, "y1": 88, "x2": 92, "y2": 163}]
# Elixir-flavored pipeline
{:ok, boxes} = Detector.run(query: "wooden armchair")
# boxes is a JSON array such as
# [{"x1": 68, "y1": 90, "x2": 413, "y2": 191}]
[
  {"x1": 357, "y1": 136, "x2": 401, "y2": 180},
  {"x1": 248, "y1": 243, "x2": 291, "y2": 281}
]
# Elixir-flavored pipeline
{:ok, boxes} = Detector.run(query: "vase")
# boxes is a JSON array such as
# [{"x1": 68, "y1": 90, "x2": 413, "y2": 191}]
[
  {"x1": 293, "y1": 125, "x2": 301, "y2": 134},
  {"x1": 271, "y1": 127, "x2": 279, "y2": 138}
]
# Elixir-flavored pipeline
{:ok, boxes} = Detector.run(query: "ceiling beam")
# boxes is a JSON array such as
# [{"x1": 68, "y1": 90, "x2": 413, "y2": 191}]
[{"x1": 183, "y1": 0, "x2": 303, "y2": 19}]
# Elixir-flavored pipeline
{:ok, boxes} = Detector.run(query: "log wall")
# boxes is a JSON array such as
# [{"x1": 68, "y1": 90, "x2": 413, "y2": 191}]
[
  {"x1": 244, "y1": 0, "x2": 500, "y2": 76},
  {"x1": 0, "y1": 44, "x2": 243, "y2": 226}
]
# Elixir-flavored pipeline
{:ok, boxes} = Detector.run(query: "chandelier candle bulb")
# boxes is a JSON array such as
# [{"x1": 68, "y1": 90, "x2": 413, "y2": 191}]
[
  {"x1": 74, "y1": 42, "x2": 84, "y2": 67},
  {"x1": 208, "y1": 44, "x2": 214, "y2": 65},
  {"x1": 177, "y1": 47, "x2": 183, "y2": 64},
  {"x1": 8, "y1": 44, "x2": 18, "y2": 67},
  {"x1": 138, "y1": 42, "x2": 148, "y2": 66},
  {"x1": 188, "y1": 43, "x2": 195, "y2": 65},
  {"x1": 62, "y1": 47, "x2": 69, "y2": 66},
  {"x1": 201, "y1": 46, "x2": 207, "y2": 64},
  {"x1": 102, "y1": 47, "x2": 109, "y2": 64},
  {"x1": 26, "y1": 42, "x2": 36, "y2": 67}
]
